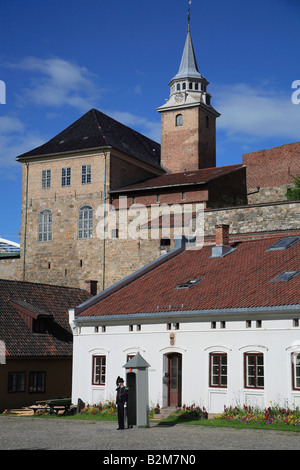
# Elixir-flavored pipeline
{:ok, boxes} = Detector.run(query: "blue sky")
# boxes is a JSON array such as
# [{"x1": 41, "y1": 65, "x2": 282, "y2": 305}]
[{"x1": 0, "y1": 0, "x2": 299, "y2": 243}]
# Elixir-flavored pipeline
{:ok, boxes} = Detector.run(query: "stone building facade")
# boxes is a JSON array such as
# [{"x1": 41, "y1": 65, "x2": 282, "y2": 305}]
[{"x1": 1, "y1": 27, "x2": 299, "y2": 291}]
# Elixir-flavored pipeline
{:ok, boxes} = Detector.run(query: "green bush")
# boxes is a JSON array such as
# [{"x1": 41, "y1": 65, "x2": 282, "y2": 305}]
[{"x1": 286, "y1": 175, "x2": 300, "y2": 200}]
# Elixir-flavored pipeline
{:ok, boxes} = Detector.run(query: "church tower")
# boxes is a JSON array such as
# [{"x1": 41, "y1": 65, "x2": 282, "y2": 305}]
[{"x1": 157, "y1": 22, "x2": 220, "y2": 173}]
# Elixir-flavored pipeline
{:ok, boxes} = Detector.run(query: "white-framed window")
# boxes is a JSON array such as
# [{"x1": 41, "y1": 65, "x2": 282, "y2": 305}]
[
  {"x1": 61, "y1": 167, "x2": 71, "y2": 186},
  {"x1": 38, "y1": 209, "x2": 52, "y2": 242},
  {"x1": 209, "y1": 353, "x2": 227, "y2": 388},
  {"x1": 292, "y1": 353, "x2": 300, "y2": 390},
  {"x1": 92, "y1": 355, "x2": 106, "y2": 385},
  {"x1": 244, "y1": 353, "x2": 264, "y2": 389},
  {"x1": 81, "y1": 165, "x2": 91, "y2": 184},
  {"x1": 42, "y1": 169, "x2": 51, "y2": 188},
  {"x1": 78, "y1": 205, "x2": 93, "y2": 239}
]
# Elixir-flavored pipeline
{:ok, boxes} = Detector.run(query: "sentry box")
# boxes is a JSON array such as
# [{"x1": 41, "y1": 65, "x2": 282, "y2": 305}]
[{"x1": 123, "y1": 353, "x2": 150, "y2": 428}]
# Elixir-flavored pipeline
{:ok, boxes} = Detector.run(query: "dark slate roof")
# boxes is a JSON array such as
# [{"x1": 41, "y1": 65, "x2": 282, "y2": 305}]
[
  {"x1": 0, "y1": 279, "x2": 91, "y2": 357},
  {"x1": 16, "y1": 108, "x2": 162, "y2": 170},
  {"x1": 110, "y1": 164, "x2": 245, "y2": 193},
  {"x1": 76, "y1": 233, "x2": 300, "y2": 318}
]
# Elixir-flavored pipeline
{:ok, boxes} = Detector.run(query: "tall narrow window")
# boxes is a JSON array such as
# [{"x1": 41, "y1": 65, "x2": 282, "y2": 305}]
[
  {"x1": 42, "y1": 169, "x2": 51, "y2": 188},
  {"x1": 244, "y1": 353, "x2": 264, "y2": 389},
  {"x1": 78, "y1": 205, "x2": 93, "y2": 239},
  {"x1": 82, "y1": 165, "x2": 91, "y2": 184},
  {"x1": 292, "y1": 353, "x2": 300, "y2": 390},
  {"x1": 92, "y1": 355, "x2": 106, "y2": 385},
  {"x1": 38, "y1": 210, "x2": 52, "y2": 242},
  {"x1": 176, "y1": 114, "x2": 183, "y2": 126},
  {"x1": 209, "y1": 353, "x2": 227, "y2": 388},
  {"x1": 61, "y1": 167, "x2": 71, "y2": 186}
]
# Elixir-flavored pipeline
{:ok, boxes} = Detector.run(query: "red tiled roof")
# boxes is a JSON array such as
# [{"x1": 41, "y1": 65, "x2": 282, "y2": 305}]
[
  {"x1": 0, "y1": 280, "x2": 91, "y2": 357},
  {"x1": 77, "y1": 233, "x2": 300, "y2": 318},
  {"x1": 110, "y1": 164, "x2": 244, "y2": 193}
]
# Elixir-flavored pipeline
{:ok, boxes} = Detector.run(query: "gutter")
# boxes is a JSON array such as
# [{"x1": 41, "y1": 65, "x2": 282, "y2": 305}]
[{"x1": 72, "y1": 304, "x2": 300, "y2": 327}]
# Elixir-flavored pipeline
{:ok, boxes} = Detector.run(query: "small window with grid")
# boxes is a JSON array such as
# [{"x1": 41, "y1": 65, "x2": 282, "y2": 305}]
[
  {"x1": 61, "y1": 167, "x2": 71, "y2": 186},
  {"x1": 42, "y1": 169, "x2": 51, "y2": 188},
  {"x1": 82, "y1": 165, "x2": 91, "y2": 184}
]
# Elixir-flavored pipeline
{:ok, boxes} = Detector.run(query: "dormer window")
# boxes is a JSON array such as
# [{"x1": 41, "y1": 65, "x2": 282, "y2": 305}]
[
  {"x1": 9, "y1": 299, "x2": 53, "y2": 334},
  {"x1": 33, "y1": 317, "x2": 48, "y2": 334}
]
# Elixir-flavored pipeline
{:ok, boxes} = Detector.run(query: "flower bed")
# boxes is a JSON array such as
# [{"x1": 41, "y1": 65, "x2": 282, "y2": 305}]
[
  {"x1": 80, "y1": 400, "x2": 117, "y2": 417},
  {"x1": 171, "y1": 403, "x2": 208, "y2": 420},
  {"x1": 216, "y1": 403, "x2": 300, "y2": 426}
]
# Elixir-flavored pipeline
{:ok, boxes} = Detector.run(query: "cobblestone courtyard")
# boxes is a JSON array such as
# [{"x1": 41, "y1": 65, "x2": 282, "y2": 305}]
[{"x1": 1, "y1": 416, "x2": 300, "y2": 451}]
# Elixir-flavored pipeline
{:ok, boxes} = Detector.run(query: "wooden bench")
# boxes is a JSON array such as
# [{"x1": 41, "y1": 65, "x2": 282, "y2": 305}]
[{"x1": 35, "y1": 398, "x2": 75, "y2": 416}]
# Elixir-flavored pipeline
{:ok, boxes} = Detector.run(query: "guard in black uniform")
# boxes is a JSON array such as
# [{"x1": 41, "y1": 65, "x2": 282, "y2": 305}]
[{"x1": 116, "y1": 376, "x2": 127, "y2": 430}]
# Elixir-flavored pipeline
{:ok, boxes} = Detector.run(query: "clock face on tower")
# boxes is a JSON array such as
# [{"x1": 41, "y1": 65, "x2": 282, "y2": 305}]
[{"x1": 175, "y1": 93, "x2": 184, "y2": 103}]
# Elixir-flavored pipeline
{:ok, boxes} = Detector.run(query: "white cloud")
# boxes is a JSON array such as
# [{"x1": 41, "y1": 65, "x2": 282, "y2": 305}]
[
  {"x1": 213, "y1": 82, "x2": 300, "y2": 141},
  {"x1": 0, "y1": 115, "x2": 24, "y2": 134},
  {"x1": 8, "y1": 57, "x2": 102, "y2": 111},
  {"x1": 108, "y1": 110, "x2": 161, "y2": 142},
  {"x1": 0, "y1": 115, "x2": 44, "y2": 171}
]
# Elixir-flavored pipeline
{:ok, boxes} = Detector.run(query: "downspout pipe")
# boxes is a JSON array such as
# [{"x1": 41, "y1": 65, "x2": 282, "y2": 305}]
[
  {"x1": 102, "y1": 153, "x2": 107, "y2": 291},
  {"x1": 22, "y1": 162, "x2": 29, "y2": 281}
]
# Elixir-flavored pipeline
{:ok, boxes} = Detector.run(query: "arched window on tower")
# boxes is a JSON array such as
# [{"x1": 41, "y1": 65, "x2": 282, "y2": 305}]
[
  {"x1": 38, "y1": 209, "x2": 53, "y2": 242},
  {"x1": 78, "y1": 205, "x2": 93, "y2": 239},
  {"x1": 177, "y1": 83, "x2": 181, "y2": 91},
  {"x1": 176, "y1": 114, "x2": 183, "y2": 126}
]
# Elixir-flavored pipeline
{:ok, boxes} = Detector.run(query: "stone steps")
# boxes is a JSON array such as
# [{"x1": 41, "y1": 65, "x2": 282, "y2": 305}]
[{"x1": 151, "y1": 407, "x2": 177, "y2": 420}]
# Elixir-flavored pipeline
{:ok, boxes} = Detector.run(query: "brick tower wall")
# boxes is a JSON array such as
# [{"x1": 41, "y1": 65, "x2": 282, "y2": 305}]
[{"x1": 160, "y1": 106, "x2": 216, "y2": 173}]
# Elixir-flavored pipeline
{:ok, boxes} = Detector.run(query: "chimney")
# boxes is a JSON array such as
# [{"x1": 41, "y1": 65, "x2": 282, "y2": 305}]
[
  {"x1": 211, "y1": 224, "x2": 233, "y2": 258},
  {"x1": 215, "y1": 224, "x2": 230, "y2": 246},
  {"x1": 85, "y1": 280, "x2": 98, "y2": 296}
]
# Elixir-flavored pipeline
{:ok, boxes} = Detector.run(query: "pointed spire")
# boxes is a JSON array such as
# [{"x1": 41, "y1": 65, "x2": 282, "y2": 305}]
[{"x1": 171, "y1": 23, "x2": 202, "y2": 82}]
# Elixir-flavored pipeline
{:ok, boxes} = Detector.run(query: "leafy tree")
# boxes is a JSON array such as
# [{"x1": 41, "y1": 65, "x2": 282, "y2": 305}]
[{"x1": 286, "y1": 174, "x2": 300, "y2": 200}]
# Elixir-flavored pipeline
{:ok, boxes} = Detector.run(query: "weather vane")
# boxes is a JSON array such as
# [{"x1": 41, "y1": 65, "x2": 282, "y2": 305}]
[{"x1": 188, "y1": 0, "x2": 192, "y2": 30}]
